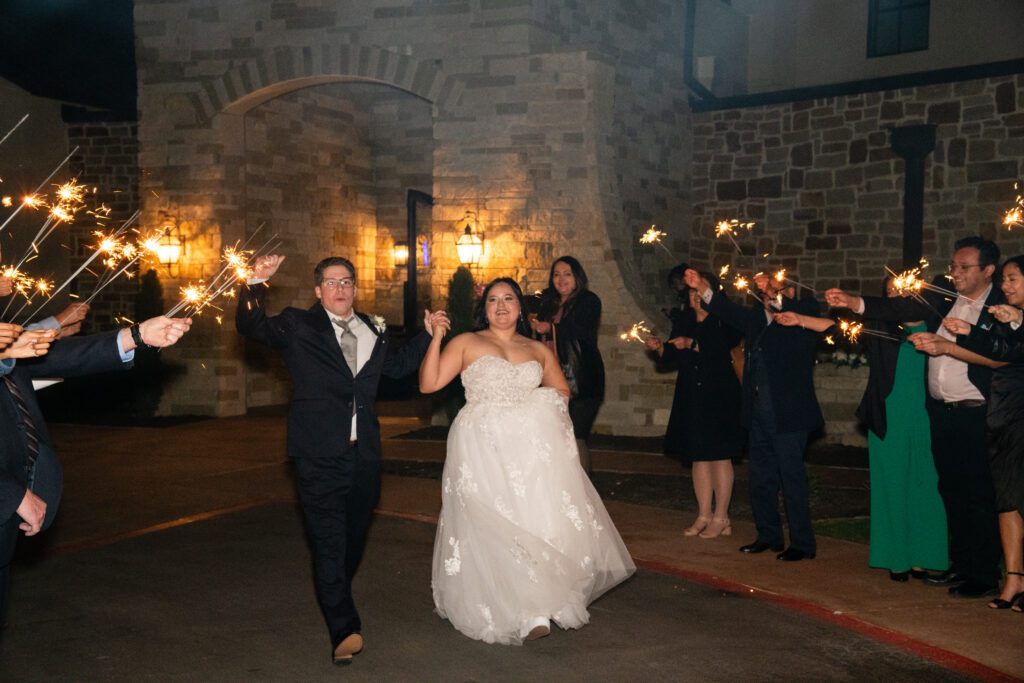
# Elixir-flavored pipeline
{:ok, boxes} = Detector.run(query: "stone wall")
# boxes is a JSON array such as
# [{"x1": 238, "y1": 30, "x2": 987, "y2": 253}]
[
  {"x1": 690, "y1": 74, "x2": 1024, "y2": 292},
  {"x1": 65, "y1": 119, "x2": 140, "y2": 330},
  {"x1": 133, "y1": 0, "x2": 689, "y2": 433}
]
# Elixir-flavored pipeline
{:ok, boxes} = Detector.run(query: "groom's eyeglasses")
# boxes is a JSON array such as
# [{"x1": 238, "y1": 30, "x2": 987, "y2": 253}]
[{"x1": 321, "y1": 278, "x2": 356, "y2": 290}]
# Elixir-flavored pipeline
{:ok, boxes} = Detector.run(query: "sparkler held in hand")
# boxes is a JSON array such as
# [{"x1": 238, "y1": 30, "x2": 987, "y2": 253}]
[
  {"x1": 836, "y1": 318, "x2": 901, "y2": 343},
  {"x1": 619, "y1": 320, "x2": 653, "y2": 344},
  {"x1": 0, "y1": 146, "x2": 79, "y2": 234}
]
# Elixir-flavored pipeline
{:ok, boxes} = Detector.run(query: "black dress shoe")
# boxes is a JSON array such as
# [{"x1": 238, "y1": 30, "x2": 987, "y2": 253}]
[
  {"x1": 909, "y1": 569, "x2": 929, "y2": 580},
  {"x1": 948, "y1": 580, "x2": 999, "y2": 598},
  {"x1": 739, "y1": 541, "x2": 784, "y2": 554},
  {"x1": 924, "y1": 570, "x2": 965, "y2": 586},
  {"x1": 776, "y1": 547, "x2": 815, "y2": 561},
  {"x1": 889, "y1": 571, "x2": 909, "y2": 582}
]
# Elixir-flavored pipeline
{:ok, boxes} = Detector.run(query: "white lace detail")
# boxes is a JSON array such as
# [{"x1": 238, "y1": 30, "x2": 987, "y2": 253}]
[
  {"x1": 431, "y1": 352, "x2": 636, "y2": 645},
  {"x1": 561, "y1": 491, "x2": 585, "y2": 531}
]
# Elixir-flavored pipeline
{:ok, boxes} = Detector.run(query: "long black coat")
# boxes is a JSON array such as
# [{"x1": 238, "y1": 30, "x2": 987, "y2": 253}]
[
  {"x1": 235, "y1": 285, "x2": 429, "y2": 461},
  {"x1": 705, "y1": 291, "x2": 824, "y2": 433},
  {"x1": 535, "y1": 289, "x2": 605, "y2": 402},
  {"x1": 658, "y1": 307, "x2": 743, "y2": 460},
  {"x1": 1, "y1": 330, "x2": 129, "y2": 565}
]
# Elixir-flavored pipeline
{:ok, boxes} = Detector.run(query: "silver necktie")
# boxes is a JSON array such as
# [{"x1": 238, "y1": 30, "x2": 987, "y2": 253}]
[{"x1": 332, "y1": 318, "x2": 358, "y2": 375}]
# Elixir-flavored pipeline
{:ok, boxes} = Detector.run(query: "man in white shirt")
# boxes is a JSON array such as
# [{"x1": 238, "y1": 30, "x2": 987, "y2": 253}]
[{"x1": 826, "y1": 236, "x2": 1004, "y2": 598}]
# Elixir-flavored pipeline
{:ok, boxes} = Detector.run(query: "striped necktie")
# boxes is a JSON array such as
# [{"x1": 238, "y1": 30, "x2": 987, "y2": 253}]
[{"x1": 4, "y1": 375, "x2": 40, "y2": 478}]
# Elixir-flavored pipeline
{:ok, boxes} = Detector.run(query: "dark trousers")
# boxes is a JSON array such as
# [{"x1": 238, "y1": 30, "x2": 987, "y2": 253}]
[
  {"x1": 926, "y1": 401, "x2": 1001, "y2": 585},
  {"x1": 748, "y1": 391, "x2": 815, "y2": 553},
  {"x1": 293, "y1": 445, "x2": 380, "y2": 649}
]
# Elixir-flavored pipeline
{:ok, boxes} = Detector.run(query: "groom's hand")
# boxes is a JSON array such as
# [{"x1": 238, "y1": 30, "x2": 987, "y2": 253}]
[
  {"x1": 253, "y1": 254, "x2": 286, "y2": 281},
  {"x1": 424, "y1": 309, "x2": 450, "y2": 338}
]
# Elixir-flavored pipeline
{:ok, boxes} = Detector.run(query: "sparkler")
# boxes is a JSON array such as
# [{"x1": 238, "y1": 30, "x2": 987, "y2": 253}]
[
  {"x1": 78, "y1": 229, "x2": 164, "y2": 307},
  {"x1": 1002, "y1": 183, "x2": 1022, "y2": 230},
  {"x1": 836, "y1": 318, "x2": 901, "y2": 343},
  {"x1": 0, "y1": 146, "x2": 79, "y2": 233},
  {"x1": 884, "y1": 261, "x2": 979, "y2": 309},
  {"x1": 772, "y1": 267, "x2": 817, "y2": 294},
  {"x1": 714, "y1": 219, "x2": 755, "y2": 254},
  {"x1": 619, "y1": 321, "x2": 653, "y2": 344},
  {"x1": 163, "y1": 232, "x2": 279, "y2": 318},
  {"x1": 19, "y1": 210, "x2": 141, "y2": 326},
  {"x1": 0, "y1": 114, "x2": 29, "y2": 149},
  {"x1": 6, "y1": 277, "x2": 54, "y2": 321},
  {"x1": 638, "y1": 225, "x2": 673, "y2": 256}
]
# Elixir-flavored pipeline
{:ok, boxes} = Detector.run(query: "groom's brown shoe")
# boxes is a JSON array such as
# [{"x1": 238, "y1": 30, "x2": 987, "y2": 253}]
[{"x1": 332, "y1": 633, "x2": 364, "y2": 666}]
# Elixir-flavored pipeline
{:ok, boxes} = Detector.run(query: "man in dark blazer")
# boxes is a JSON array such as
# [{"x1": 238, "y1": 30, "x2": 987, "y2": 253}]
[
  {"x1": 236, "y1": 254, "x2": 446, "y2": 665},
  {"x1": 826, "y1": 235, "x2": 1004, "y2": 598},
  {"x1": 0, "y1": 316, "x2": 192, "y2": 625},
  {"x1": 684, "y1": 268, "x2": 823, "y2": 561}
]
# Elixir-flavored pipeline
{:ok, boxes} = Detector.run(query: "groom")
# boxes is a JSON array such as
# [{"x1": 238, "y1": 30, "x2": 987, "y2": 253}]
[{"x1": 236, "y1": 254, "x2": 447, "y2": 665}]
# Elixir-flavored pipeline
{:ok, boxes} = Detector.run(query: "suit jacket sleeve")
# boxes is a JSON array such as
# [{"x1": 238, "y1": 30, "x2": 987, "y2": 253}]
[
  {"x1": 704, "y1": 290, "x2": 760, "y2": 333},
  {"x1": 957, "y1": 322, "x2": 1024, "y2": 362},
  {"x1": 19, "y1": 329, "x2": 130, "y2": 378},
  {"x1": 236, "y1": 284, "x2": 292, "y2": 350},
  {"x1": 382, "y1": 330, "x2": 431, "y2": 379}
]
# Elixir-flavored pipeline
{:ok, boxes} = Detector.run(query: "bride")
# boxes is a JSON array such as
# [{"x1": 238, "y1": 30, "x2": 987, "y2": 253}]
[{"x1": 419, "y1": 277, "x2": 635, "y2": 645}]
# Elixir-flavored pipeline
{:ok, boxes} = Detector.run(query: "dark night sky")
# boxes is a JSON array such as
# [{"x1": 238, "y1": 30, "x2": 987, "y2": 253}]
[{"x1": 0, "y1": 0, "x2": 136, "y2": 116}]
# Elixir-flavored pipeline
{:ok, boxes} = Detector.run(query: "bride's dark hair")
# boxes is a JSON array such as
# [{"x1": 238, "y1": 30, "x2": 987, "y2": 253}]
[{"x1": 473, "y1": 277, "x2": 532, "y2": 336}]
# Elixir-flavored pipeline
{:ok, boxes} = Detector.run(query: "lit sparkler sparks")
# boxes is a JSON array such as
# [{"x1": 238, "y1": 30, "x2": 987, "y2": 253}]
[
  {"x1": 0, "y1": 146, "x2": 79, "y2": 234},
  {"x1": 837, "y1": 318, "x2": 901, "y2": 343},
  {"x1": 714, "y1": 219, "x2": 755, "y2": 254},
  {"x1": 638, "y1": 225, "x2": 673, "y2": 256},
  {"x1": 619, "y1": 320, "x2": 653, "y2": 344},
  {"x1": 1002, "y1": 183, "x2": 1022, "y2": 230},
  {"x1": 772, "y1": 267, "x2": 817, "y2": 294}
]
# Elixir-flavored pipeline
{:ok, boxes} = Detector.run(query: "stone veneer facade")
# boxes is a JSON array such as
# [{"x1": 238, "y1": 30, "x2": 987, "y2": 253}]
[
  {"x1": 690, "y1": 75, "x2": 1024, "y2": 293},
  {"x1": 133, "y1": 0, "x2": 689, "y2": 433},
  {"x1": 65, "y1": 120, "x2": 141, "y2": 331}
]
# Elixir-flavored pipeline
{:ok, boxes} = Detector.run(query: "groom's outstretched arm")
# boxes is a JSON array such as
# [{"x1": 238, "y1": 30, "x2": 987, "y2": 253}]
[{"x1": 236, "y1": 255, "x2": 291, "y2": 350}]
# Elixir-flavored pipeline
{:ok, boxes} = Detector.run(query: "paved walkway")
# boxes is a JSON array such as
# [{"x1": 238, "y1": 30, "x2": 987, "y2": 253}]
[{"x1": 0, "y1": 412, "x2": 1021, "y2": 680}]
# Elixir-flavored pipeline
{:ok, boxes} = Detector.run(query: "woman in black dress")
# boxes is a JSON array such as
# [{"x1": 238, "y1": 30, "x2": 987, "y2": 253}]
[
  {"x1": 529, "y1": 256, "x2": 605, "y2": 475},
  {"x1": 943, "y1": 254, "x2": 1024, "y2": 611},
  {"x1": 645, "y1": 271, "x2": 743, "y2": 538}
]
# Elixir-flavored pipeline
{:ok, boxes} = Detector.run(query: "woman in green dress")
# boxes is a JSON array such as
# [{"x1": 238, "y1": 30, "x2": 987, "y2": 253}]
[{"x1": 775, "y1": 279, "x2": 947, "y2": 581}]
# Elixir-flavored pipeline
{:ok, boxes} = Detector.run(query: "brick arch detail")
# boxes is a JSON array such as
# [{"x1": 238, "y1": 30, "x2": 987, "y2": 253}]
[{"x1": 188, "y1": 44, "x2": 463, "y2": 120}]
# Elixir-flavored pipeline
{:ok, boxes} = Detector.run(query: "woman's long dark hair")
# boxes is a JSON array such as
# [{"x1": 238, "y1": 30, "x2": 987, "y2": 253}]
[
  {"x1": 1003, "y1": 254, "x2": 1024, "y2": 280},
  {"x1": 536, "y1": 255, "x2": 589, "y2": 322},
  {"x1": 473, "y1": 277, "x2": 532, "y2": 336}
]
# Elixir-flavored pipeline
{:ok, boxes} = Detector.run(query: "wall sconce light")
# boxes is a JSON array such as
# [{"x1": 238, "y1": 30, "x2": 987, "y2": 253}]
[
  {"x1": 393, "y1": 241, "x2": 409, "y2": 267},
  {"x1": 156, "y1": 226, "x2": 183, "y2": 271},
  {"x1": 455, "y1": 211, "x2": 484, "y2": 266}
]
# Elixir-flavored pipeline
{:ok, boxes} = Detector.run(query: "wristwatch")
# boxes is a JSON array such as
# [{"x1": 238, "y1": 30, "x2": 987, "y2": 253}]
[{"x1": 129, "y1": 323, "x2": 151, "y2": 350}]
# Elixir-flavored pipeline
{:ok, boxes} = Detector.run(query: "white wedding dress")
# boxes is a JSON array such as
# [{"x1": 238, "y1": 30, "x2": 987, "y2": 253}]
[{"x1": 431, "y1": 355, "x2": 636, "y2": 645}]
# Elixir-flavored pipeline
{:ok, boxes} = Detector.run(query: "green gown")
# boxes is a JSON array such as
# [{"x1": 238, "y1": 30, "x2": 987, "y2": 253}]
[{"x1": 867, "y1": 322, "x2": 948, "y2": 572}]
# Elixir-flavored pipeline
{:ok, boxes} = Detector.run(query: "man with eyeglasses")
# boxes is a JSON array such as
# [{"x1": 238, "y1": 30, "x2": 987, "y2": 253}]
[
  {"x1": 826, "y1": 236, "x2": 1004, "y2": 599},
  {"x1": 236, "y1": 254, "x2": 449, "y2": 665}
]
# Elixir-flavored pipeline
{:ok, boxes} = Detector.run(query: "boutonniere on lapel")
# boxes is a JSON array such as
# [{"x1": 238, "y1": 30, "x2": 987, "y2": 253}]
[{"x1": 370, "y1": 315, "x2": 387, "y2": 334}]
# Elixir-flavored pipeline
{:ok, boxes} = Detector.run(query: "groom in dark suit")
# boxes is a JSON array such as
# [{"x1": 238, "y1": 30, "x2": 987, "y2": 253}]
[{"x1": 236, "y1": 254, "x2": 446, "y2": 665}]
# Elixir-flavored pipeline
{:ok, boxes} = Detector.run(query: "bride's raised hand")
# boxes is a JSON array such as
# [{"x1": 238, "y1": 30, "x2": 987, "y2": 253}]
[{"x1": 424, "y1": 309, "x2": 450, "y2": 339}]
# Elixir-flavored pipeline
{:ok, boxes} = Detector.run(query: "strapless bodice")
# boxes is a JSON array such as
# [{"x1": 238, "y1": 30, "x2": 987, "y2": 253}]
[{"x1": 461, "y1": 355, "x2": 543, "y2": 406}]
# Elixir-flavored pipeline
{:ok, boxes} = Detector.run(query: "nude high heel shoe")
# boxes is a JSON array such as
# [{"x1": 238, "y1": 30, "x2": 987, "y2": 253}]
[
  {"x1": 683, "y1": 516, "x2": 711, "y2": 537},
  {"x1": 699, "y1": 517, "x2": 731, "y2": 539}
]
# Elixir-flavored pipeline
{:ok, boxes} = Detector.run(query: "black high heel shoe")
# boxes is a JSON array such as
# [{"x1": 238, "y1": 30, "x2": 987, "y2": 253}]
[{"x1": 889, "y1": 571, "x2": 909, "y2": 582}]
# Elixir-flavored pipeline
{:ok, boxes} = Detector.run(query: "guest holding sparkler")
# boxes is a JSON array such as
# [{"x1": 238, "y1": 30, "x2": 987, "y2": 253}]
[
  {"x1": 826, "y1": 236, "x2": 1005, "y2": 598},
  {"x1": 235, "y1": 254, "x2": 448, "y2": 665},
  {"x1": 684, "y1": 267, "x2": 822, "y2": 561},
  {"x1": 937, "y1": 255, "x2": 1024, "y2": 611},
  {"x1": 644, "y1": 270, "x2": 742, "y2": 539},
  {"x1": 776, "y1": 277, "x2": 948, "y2": 582},
  {"x1": 0, "y1": 314, "x2": 192, "y2": 624},
  {"x1": 529, "y1": 257, "x2": 605, "y2": 476}
]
